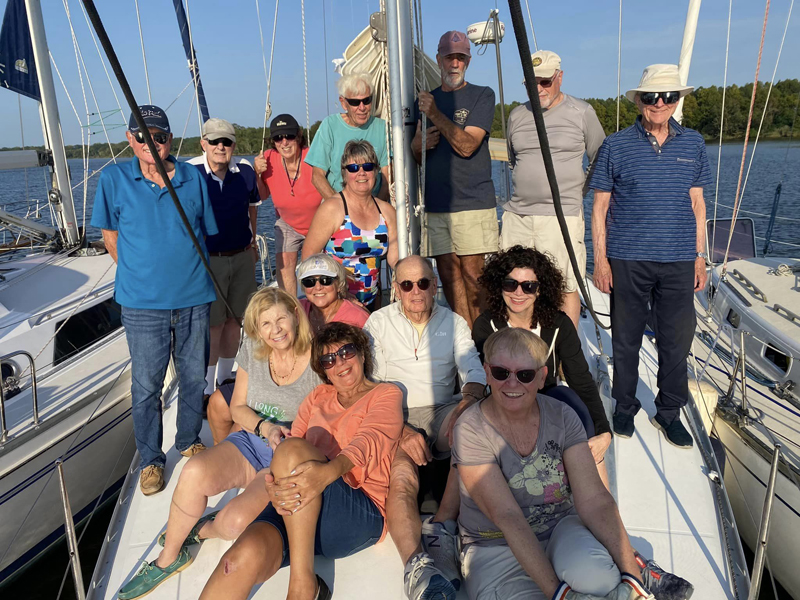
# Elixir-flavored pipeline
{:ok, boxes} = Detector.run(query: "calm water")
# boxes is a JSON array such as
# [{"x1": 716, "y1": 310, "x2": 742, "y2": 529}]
[{"x1": 1, "y1": 144, "x2": 796, "y2": 599}]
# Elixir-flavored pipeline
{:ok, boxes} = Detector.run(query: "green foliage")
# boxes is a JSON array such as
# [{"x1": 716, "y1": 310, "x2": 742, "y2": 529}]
[{"x1": 490, "y1": 101, "x2": 522, "y2": 138}]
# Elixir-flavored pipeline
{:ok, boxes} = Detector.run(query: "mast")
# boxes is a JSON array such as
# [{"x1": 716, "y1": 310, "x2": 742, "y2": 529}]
[
  {"x1": 25, "y1": 0, "x2": 80, "y2": 245},
  {"x1": 172, "y1": 0, "x2": 210, "y2": 124},
  {"x1": 674, "y1": 0, "x2": 702, "y2": 124}
]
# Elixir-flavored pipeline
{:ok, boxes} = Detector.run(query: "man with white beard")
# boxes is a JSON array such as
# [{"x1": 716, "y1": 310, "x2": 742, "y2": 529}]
[{"x1": 412, "y1": 30, "x2": 498, "y2": 329}]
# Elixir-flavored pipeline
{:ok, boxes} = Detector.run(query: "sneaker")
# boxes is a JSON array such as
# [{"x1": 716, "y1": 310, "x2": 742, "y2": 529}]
[
  {"x1": 315, "y1": 574, "x2": 332, "y2": 600},
  {"x1": 635, "y1": 552, "x2": 694, "y2": 600},
  {"x1": 613, "y1": 412, "x2": 635, "y2": 439},
  {"x1": 158, "y1": 510, "x2": 219, "y2": 547},
  {"x1": 139, "y1": 465, "x2": 164, "y2": 496},
  {"x1": 421, "y1": 517, "x2": 460, "y2": 590},
  {"x1": 650, "y1": 415, "x2": 693, "y2": 449},
  {"x1": 117, "y1": 546, "x2": 193, "y2": 599},
  {"x1": 404, "y1": 552, "x2": 457, "y2": 600},
  {"x1": 179, "y1": 442, "x2": 207, "y2": 458}
]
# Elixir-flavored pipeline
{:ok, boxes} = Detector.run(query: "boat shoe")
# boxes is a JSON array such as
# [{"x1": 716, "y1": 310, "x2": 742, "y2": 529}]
[
  {"x1": 613, "y1": 412, "x2": 635, "y2": 439},
  {"x1": 157, "y1": 510, "x2": 219, "y2": 547},
  {"x1": 117, "y1": 546, "x2": 193, "y2": 599},
  {"x1": 179, "y1": 442, "x2": 207, "y2": 457},
  {"x1": 650, "y1": 416, "x2": 693, "y2": 449},
  {"x1": 139, "y1": 466, "x2": 164, "y2": 496}
]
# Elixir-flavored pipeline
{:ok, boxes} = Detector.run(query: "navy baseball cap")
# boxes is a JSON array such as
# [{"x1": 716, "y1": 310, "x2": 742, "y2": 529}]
[{"x1": 128, "y1": 105, "x2": 171, "y2": 134}]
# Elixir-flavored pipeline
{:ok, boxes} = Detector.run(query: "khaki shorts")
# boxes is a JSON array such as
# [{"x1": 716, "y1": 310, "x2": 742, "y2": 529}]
[
  {"x1": 425, "y1": 208, "x2": 499, "y2": 257},
  {"x1": 274, "y1": 218, "x2": 305, "y2": 254},
  {"x1": 405, "y1": 401, "x2": 459, "y2": 459},
  {"x1": 209, "y1": 251, "x2": 258, "y2": 326},
  {"x1": 500, "y1": 211, "x2": 587, "y2": 293}
]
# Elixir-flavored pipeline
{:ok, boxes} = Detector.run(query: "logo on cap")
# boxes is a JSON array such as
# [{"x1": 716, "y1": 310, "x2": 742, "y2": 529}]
[
  {"x1": 450, "y1": 32, "x2": 463, "y2": 42},
  {"x1": 276, "y1": 121, "x2": 287, "y2": 127},
  {"x1": 532, "y1": 57, "x2": 542, "y2": 67}
]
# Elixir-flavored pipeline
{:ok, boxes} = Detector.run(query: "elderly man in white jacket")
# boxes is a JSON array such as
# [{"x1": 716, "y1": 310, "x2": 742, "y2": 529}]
[{"x1": 364, "y1": 255, "x2": 485, "y2": 600}]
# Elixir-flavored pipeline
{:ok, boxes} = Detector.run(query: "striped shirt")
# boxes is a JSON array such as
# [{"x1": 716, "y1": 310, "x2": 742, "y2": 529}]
[{"x1": 589, "y1": 116, "x2": 712, "y2": 262}]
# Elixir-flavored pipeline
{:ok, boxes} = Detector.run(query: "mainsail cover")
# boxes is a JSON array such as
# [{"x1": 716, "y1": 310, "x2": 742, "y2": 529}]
[
  {"x1": 0, "y1": 0, "x2": 41, "y2": 101},
  {"x1": 172, "y1": 0, "x2": 209, "y2": 123}
]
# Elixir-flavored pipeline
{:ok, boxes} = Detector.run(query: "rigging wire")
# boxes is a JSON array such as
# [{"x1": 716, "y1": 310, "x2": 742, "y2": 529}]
[
  {"x1": 616, "y1": 0, "x2": 622, "y2": 132},
  {"x1": 322, "y1": 0, "x2": 331, "y2": 115},
  {"x1": 523, "y1": 0, "x2": 538, "y2": 51},
  {"x1": 256, "y1": 0, "x2": 279, "y2": 153},
  {"x1": 133, "y1": 0, "x2": 151, "y2": 104},
  {"x1": 301, "y1": 0, "x2": 311, "y2": 139},
  {"x1": 175, "y1": 92, "x2": 196, "y2": 158},
  {"x1": 184, "y1": 0, "x2": 204, "y2": 135},
  {"x1": 78, "y1": 0, "x2": 124, "y2": 123}
]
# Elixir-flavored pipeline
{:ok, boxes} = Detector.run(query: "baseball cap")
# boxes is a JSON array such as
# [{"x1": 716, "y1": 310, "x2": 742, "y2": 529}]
[
  {"x1": 270, "y1": 114, "x2": 300, "y2": 138},
  {"x1": 128, "y1": 105, "x2": 170, "y2": 133},
  {"x1": 437, "y1": 31, "x2": 471, "y2": 57},
  {"x1": 202, "y1": 118, "x2": 236, "y2": 142},
  {"x1": 297, "y1": 255, "x2": 338, "y2": 279},
  {"x1": 530, "y1": 51, "x2": 561, "y2": 78}
]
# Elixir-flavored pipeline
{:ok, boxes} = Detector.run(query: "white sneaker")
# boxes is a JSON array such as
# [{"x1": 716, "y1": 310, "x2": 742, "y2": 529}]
[
  {"x1": 403, "y1": 552, "x2": 457, "y2": 600},
  {"x1": 421, "y1": 517, "x2": 461, "y2": 590}
]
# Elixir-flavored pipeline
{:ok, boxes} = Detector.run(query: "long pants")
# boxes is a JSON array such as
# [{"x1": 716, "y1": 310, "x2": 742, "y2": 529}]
[
  {"x1": 121, "y1": 304, "x2": 210, "y2": 468},
  {"x1": 609, "y1": 259, "x2": 695, "y2": 425}
]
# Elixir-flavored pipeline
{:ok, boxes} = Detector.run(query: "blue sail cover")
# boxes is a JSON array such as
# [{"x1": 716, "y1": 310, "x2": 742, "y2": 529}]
[
  {"x1": 172, "y1": 0, "x2": 209, "y2": 123},
  {"x1": 0, "y1": 0, "x2": 41, "y2": 101}
]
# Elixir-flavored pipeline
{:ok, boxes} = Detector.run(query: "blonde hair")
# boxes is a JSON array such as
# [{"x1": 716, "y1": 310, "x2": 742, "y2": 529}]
[
  {"x1": 243, "y1": 287, "x2": 313, "y2": 360},
  {"x1": 484, "y1": 328, "x2": 548, "y2": 369},
  {"x1": 337, "y1": 73, "x2": 372, "y2": 98},
  {"x1": 296, "y1": 253, "x2": 349, "y2": 297}
]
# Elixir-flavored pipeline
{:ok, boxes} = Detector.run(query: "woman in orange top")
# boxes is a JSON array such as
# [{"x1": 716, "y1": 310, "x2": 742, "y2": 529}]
[
  {"x1": 200, "y1": 323, "x2": 403, "y2": 600},
  {"x1": 254, "y1": 113, "x2": 323, "y2": 296}
]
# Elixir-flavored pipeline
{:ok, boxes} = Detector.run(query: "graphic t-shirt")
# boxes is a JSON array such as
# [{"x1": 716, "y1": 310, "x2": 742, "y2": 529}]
[
  {"x1": 451, "y1": 394, "x2": 587, "y2": 546},
  {"x1": 235, "y1": 336, "x2": 321, "y2": 425}
]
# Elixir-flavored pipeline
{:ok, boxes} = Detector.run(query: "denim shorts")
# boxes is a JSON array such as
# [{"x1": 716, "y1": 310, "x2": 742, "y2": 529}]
[
  {"x1": 255, "y1": 477, "x2": 384, "y2": 568},
  {"x1": 225, "y1": 431, "x2": 274, "y2": 471}
]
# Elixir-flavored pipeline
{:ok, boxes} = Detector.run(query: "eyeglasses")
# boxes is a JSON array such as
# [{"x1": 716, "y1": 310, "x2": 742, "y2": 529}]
[
  {"x1": 639, "y1": 91, "x2": 681, "y2": 106},
  {"x1": 319, "y1": 343, "x2": 358, "y2": 370},
  {"x1": 272, "y1": 134, "x2": 297, "y2": 142},
  {"x1": 488, "y1": 364, "x2": 538, "y2": 384},
  {"x1": 301, "y1": 275, "x2": 336, "y2": 288},
  {"x1": 501, "y1": 279, "x2": 540, "y2": 295},
  {"x1": 207, "y1": 137, "x2": 234, "y2": 147},
  {"x1": 398, "y1": 278, "x2": 432, "y2": 292},
  {"x1": 345, "y1": 162, "x2": 376, "y2": 173},
  {"x1": 344, "y1": 95, "x2": 372, "y2": 107},
  {"x1": 132, "y1": 131, "x2": 170, "y2": 145}
]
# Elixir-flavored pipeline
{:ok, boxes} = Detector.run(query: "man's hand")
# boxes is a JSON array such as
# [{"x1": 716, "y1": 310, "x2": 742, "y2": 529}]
[
  {"x1": 400, "y1": 425, "x2": 432, "y2": 466},
  {"x1": 694, "y1": 257, "x2": 708, "y2": 292},
  {"x1": 411, "y1": 121, "x2": 441, "y2": 156},
  {"x1": 587, "y1": 432, "x2": 612, "y2": 463},
  {"x1": 593, "y1": 259, "x2": 613, "y2": 294},
  {"x1": 418, "y1": 90, "x2": 440, "y2": 120},
  {"x1": 254, "y1": 154, "x2": 267, "y2": 176}
]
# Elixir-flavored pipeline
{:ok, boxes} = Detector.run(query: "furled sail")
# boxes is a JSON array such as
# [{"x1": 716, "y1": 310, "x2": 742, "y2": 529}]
[
  {"x1": 172, "y1": 0, "x2": 209, "y2": 123},
  {"x1": 0, "y1": 0, "x2": 41, "y2": 101}
]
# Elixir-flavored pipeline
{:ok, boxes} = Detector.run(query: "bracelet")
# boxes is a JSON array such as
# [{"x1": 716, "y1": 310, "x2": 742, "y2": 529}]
[{"x1": 254, "y1": 418, "x2": 265, "y2": 439}]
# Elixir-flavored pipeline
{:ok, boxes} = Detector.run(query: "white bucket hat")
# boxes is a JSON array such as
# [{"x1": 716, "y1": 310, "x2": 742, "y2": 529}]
[{"x1": 625, "y1": 64, "x2": 693, "y2": 102}]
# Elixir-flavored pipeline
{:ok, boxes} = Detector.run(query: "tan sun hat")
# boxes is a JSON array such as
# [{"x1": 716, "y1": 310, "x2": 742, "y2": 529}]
[{"x1": 625, "y1": 64, "x2": 693, "y2": 102}]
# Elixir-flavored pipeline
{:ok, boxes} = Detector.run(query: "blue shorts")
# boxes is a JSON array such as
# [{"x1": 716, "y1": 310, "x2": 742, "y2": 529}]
[
  {"x1": 225, "y1": 431, "x2": 274, "y2": 472},
  {"x1": 219, "y1": 382, "x2": 235, "y2": 405},
  {"x1": 255, "y1": 477, "x2": 384, "y2": 568}
]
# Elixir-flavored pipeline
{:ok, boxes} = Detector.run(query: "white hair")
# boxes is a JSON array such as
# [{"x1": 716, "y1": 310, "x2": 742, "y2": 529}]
[{"x1": 337, "y1": 73, "x2": 372, "y2": 98}]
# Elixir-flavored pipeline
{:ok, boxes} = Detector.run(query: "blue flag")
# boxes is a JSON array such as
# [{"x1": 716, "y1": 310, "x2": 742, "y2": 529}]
[{"x1": 0, "y1": 0, "x2": 41, "y2": 102}]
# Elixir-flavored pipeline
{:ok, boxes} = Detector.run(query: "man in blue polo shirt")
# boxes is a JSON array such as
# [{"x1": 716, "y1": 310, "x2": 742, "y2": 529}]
[
  {"x1": 188, "y1": 118, "x2": 260, "y2": 401},
  {"x1": 590, "y1": 65, "x2": 711, "y2": 449},
  {"x1": 91, "y1": 105, "x2": 218, "y2": 495}
]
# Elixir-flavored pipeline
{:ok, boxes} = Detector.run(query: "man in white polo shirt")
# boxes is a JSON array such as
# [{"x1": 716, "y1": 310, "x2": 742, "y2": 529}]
[{"x1": 504, "y1": 51, "x2": 606, "y2": 328}]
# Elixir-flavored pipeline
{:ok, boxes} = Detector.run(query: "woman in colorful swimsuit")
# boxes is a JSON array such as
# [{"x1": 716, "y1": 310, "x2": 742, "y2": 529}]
[{"x1": 302, "y1": 139, "x2": 398, "y2": 309}]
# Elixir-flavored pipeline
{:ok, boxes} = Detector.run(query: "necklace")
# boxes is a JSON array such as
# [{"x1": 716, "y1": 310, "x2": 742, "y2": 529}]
[
  {"x1": 282, "y1": 157, "x2": 301, "y2": 196},
  {"x1": 269, "y1": 353, "x2": 297, "y2": 383}
]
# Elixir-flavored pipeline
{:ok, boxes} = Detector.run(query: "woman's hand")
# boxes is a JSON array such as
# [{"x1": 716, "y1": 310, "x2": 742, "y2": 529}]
[
  {"x1": 587, "y1": 432, "x2": 612, "y2": 463},
  {"x1": 400, "y1": 425, "x2": 432, "y2": 466},
  {"x1": 271, "y1": 460, "x2": 332, "y2": 514},
  {"x1": 254, "y1": 154, "x2": 267, "y2": 176},
  {"x1": 266, "y1": 424, "x2": 292, "y2": 451}
]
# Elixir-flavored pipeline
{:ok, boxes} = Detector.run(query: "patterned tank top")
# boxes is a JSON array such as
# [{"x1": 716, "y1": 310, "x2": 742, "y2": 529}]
[{"x1": 324, "y1": 192, "x2": 389, "y2": 305}]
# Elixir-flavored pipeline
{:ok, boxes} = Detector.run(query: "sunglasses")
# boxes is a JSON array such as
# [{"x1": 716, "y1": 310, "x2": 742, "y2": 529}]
[
  {"x1": 301, "y1": 275, "x2": 336, "y2": 288},
  {"x1": 272, "y1": 134, "x2": 297, "y2": 142},
  {"x1": 132, "y1": 131, "x2": 170, "y2": 145},
  {"x1": 319, "y1": 343, "x2": 358, "y2": 370},
  {"x1": 536, "y1": 77, "x2": 555, "y2": 88},
  {"x1": 344, "y1": 95, "x2": 373, "y2": 107},
  {"x1": 398, "y1": 278, "x2": 432, "y2": 292},
  {"x1": 488, "y1": 364, "x2": 538, "y2": 384},
  {"x1": 207, "y1": 137, "x2": 234, "y2": 147},
  {"x1": 501, "y1": 279, "x2": 540, "y2": 295},
  {"x1": 345, "y1": 162, "x2": 376, "y2": 173},
  {"x1": 639, "y1": 91, "x2": 681, "y2": 106}
]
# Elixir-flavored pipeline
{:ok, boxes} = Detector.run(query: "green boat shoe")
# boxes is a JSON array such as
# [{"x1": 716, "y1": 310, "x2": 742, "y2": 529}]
[
  {"x1": 157, "y1": 510, "x2": 219, "y2": 547},
  {"x1": 117, "y1": 546, "x2": 193, "y2": 599}
]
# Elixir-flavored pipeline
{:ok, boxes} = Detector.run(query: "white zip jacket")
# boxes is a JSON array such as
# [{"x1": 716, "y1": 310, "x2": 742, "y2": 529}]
[{"x1": 364, "y1": 302, "x2": 486, "y2": 410}]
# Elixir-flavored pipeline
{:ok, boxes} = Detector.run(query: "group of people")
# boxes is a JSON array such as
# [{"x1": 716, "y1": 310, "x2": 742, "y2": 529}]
[{"x1": 92, "y1": 24, "x2": 710, "y2": 600}]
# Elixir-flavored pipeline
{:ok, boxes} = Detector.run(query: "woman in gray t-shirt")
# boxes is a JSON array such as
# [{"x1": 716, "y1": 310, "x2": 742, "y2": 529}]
[{"x1": 452, "y1": 328, "x2": 651, "y2": 600}]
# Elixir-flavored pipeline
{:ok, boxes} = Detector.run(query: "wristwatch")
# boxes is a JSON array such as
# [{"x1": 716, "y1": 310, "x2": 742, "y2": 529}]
[{"x1": 696, "y1": 252, "x2": 708, "y2": 259}]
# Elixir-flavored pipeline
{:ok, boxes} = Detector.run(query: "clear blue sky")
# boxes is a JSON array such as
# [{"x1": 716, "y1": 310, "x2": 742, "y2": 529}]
[{"x1": 1, "y1": 0, "x2": 798, "y2": 148}]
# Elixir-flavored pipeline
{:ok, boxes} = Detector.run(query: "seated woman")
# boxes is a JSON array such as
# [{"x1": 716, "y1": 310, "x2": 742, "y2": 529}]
[
  {"x1": 472, "y1": 246, "x2": 612, "y2": 482},
  {"x1": 118, "y1": 288, "x2": 319, "y2": 600},
  {"x1": 453, "y1": 328, "x2": 653, "y2": 600},
  {"x1": 297, "y1": 253, "x2": 370, "y2": 334},
  {"x1": 301, "y1": 140, "x2": 398, "y2": 310},
  {"x1": 199, "y1": 323, "x2": 403, "y2": 600}
]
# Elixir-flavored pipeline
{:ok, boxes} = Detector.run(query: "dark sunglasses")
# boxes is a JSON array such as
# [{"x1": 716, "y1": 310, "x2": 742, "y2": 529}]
[
  {"x1": 639, "y1": 91, "x2": 681, "y2": 106},
  {"x1": 207, "y1": 137, "x2": 234, "y2": 147},
  {"x1": 488, "y1": 364, "x2": 538, "y2": 384},
  {"x1": 344, "y1": 95, "x2": 372, "y2": 107},
  {"x1": 133, "y1": 131, "x2": 170, "y2": 145},
  {"x1": 301, "y1": 275, "x2": 336, "y2": 288},
  {"x1": 319, "y1": 343, "x2": 358, "y2": 370},
  {"x1": 345, "y1": 162, "x2": 376, "y2": 173},
  {"x1": 272, "y1": 134, "x2": 297, "y2": 142},
  {"x1": 501, "y1": 278, "x2": 540, "y2": 295},
  {"x1": 398, "y1": 278, "x2": 432, "y2": 292},
  {"x1": 536, "y1": 77, "x2": 555, "y2": 88}
]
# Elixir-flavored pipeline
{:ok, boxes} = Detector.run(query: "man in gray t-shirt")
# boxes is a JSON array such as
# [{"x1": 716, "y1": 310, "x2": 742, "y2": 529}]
[{"x1": 503, "y1": 50, "x2": 606, "y2": 328}]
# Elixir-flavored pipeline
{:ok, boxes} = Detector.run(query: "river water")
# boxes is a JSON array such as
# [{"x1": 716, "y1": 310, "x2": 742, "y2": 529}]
[{"x1": 0, "y1": 143, "x2": 796, "y2": 599}]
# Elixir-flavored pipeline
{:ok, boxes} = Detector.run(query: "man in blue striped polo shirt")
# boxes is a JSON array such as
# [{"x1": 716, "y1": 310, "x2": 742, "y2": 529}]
[{"x1": 589, "y1": 65, "x2": 711, "y2": 449}]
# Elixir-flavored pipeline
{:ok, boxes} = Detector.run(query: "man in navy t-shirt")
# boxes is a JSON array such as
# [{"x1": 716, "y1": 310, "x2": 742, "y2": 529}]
[{"x1": 412, "y1": 30, "x2": 498, "y2": 328}]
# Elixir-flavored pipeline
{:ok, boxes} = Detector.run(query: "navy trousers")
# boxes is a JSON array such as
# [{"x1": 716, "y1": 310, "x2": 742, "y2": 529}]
[{"x1": 609, "y1": 259, "x2": 695, "y2": 425}]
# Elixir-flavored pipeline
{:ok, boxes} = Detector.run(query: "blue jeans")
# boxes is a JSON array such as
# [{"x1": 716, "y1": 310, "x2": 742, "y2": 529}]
[{"x1": 121, "y1": 304, "x2": 211, "y2": 468}]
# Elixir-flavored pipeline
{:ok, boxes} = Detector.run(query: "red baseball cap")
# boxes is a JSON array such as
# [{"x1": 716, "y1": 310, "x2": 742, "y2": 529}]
[{"x1": 437, "y1": 31, "x2": 471, "y2": 57}]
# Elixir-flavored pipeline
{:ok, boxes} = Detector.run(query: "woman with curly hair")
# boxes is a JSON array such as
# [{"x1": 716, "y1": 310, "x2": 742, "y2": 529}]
[{"x1": 472, "y1": 245, "x2": 612, "y2": 480}]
